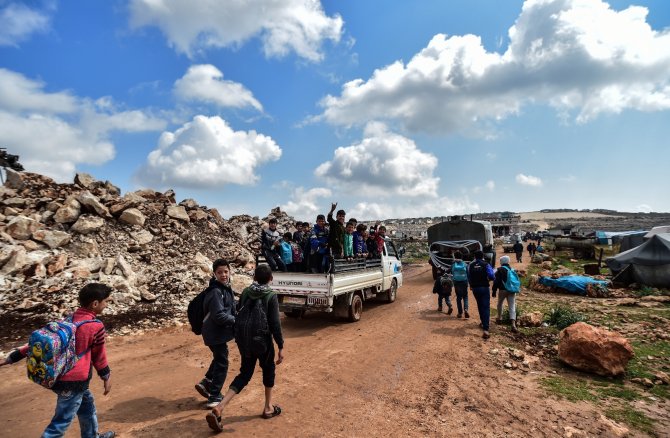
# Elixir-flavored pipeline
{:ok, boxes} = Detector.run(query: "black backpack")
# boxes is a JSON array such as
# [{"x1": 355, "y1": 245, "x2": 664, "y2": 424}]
[
  {"x1": 469, "y1": 260, "x2": 489, "y2": 286},
  {"x1": 235, "y1": 291, "x2": 271, "y2": 356},
  {"x1": 187, "y1": 285, "x2": 215, "y2": 335}
]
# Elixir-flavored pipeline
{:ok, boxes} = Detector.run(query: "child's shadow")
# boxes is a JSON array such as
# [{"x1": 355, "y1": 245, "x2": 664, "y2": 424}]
[{"x1": 99, "y1": 396, "x2": 198, "y2": 423}]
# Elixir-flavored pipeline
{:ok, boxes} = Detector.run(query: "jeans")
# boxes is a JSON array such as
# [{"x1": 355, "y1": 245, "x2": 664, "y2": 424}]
[
  {"x1": 437, "y1": 293, "x2": 451, "y2": 309},
  {"x1": 472, "y1": 286, "x2": 491, "y2": 331},
  {"x1": 230, "y1": 344, "x2": 276, "y2": 394},
  {"x1": 43, "y1": 388, "x2": 98, "y2": 438},
  {"x1": 496, "y1": 290, "x2": 517, "y2": 320},
  {"x1": 205, "y1": 343, "x2": 229, "y2": 398},
  {"x1": 263, "y1": 249, "x2": 286, "y2": 272},
  {"x1": 454, "y1": 281, "x2": 469, "y2": 314}
]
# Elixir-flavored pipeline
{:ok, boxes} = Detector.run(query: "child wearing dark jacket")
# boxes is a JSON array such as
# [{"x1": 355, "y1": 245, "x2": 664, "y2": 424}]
[
  {"x1": 433, "y1": 272, "x2": 454, "y2": 314},
  {"x1": 195, "y1": 259, "x2": 237, "y2": 408},
  {"x1": 0, "y1": 283, "x2": 115, "y2": 438},
  {"x1": 206, "y1": 264, "x2": 285, "y2": 432}
]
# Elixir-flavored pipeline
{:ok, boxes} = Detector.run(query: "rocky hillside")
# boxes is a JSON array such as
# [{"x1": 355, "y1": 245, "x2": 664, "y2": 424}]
[{"x1": 0, "y1": 169, "x2": 296, "y2": 338}]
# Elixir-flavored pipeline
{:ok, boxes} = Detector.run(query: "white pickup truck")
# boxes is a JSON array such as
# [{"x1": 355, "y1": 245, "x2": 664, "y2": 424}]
[{"x1": 266, "y1": 240, "x2": 404, "y2": 322}]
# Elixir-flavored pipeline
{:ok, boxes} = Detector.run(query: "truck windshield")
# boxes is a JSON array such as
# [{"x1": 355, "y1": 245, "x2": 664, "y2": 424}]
[{"x1": 385, "y1": 241, "x2": 398, "y2": 258}]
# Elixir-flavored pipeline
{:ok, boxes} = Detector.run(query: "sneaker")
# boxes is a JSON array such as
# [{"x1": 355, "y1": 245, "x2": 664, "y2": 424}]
[
  {"x1": 195, "y1": 380, "x2": 211, "y2": 399},
  {"x1": 206, "y1": 395, "x2": 223, "y2": 409},
  {"x1": 437, "y1": 306, "x2": 442, "y2": 312},
  {"x1": 464, "y1": 311, "x2": 470, "y2": 319},
  {"x1": 98, "y1": 432, "x2": 116, "y2": 438},
  {"x1": 447, "y1": 306, "x2": 453, "y2": 315},
  {"x1": 457, "y1": 313, "x2": 462, "y2": 318}
]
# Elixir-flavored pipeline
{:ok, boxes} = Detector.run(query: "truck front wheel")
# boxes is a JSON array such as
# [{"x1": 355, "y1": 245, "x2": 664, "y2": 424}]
[
  {"x1": 382, "y1": 278, "x2": 397, "y2": 303},
  {"x1": 348, "y1": 294, "x2": 363, "y2": 322}
]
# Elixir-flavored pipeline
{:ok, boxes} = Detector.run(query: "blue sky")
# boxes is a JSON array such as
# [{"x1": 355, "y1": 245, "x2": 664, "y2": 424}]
[{"x1": 1, "y1": 0, "x2": 669, "y2": 221}]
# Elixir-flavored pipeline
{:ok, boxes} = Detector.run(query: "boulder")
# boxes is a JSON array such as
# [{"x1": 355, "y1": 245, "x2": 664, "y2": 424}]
[
  {"x1": 3, "y1": 197, "x2": 27, "y2": 208},
  {"x1": 558, "y1": 322, "x2": 634, "y2": 376},
  {"x1": 518, "y1": 311, "x2": 544, "y2": 327},
  {"x1": 47, "y1": 253, "x2": 68, "y2": 276},
  {"x1": 71, "y1": 215, "x2": 105, "y2": 234},
  {"x1": 74, "y1": 172, "x2": 97, "y2": 188},
  {"x1": 78, "y1": 190, "x2": 111, "y2": 218},
  {"x1": 130, "y1": 229, "x2": 153, "y2": 245},
  {"x1": 54, "y1": 196, "x2": 81, "y2": 223},
  {"x1": 179, "y1": 198, "x2": 199, "y2": 209},
  {"x1": 32, "y1": 229, "x2": 71, "y2": 249},
  {"x1": 0, "y1": 246, "x2": 28, "y2": 275},
  {"x1": 6, "y1": 215, "x2": 39, "y2": 240},
  {"x1": 167, "y1": 205, "x2": 190, "y2": 222},
  {"x1": 4, "y1": 168, "x2": 25, "y2": 190},
  {"x1": 119, "y1": 208, "x2": 146, "y2": 226}
]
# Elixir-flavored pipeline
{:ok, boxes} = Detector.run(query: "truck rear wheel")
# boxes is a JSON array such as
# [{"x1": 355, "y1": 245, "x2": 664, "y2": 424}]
[
  {"x1": 381, "y1": 278, "x2": 397, "y2": 303},
  {"x1": 348, "y1": 294, "x2": 363, "y2": 322},
  {"x1": 284, "y1": 309, "x2": 305, "y2": 319}
]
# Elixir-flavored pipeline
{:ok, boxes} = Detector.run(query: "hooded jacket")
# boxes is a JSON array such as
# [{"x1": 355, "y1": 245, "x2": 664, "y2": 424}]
[
  {"x1": 202, "y1": 277, "x2": 236, "y2": 346},
  {"x1": 239, "y1": 282, "x2": 284, "y2": 350}
]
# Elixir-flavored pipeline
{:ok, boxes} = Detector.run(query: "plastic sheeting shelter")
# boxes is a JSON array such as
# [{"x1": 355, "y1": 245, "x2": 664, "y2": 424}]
[
  {"x1": 538, "y1": 276, "x2": 608, "y2": 296},
  {"x1": 606, "y1": 233, "x2": 670, "y2": 288}
]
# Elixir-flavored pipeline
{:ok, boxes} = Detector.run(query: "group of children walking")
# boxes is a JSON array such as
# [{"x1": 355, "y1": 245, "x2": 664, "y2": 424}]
[
  {"x1": 432, "y1": 252, "x2": 521, "y2": 338},
  {"x1": 0, "y1": 262, "x2": 285, "y2": 436},
  {"x1": 261, "y1": 202, "x2": 387, "y2": 273}
]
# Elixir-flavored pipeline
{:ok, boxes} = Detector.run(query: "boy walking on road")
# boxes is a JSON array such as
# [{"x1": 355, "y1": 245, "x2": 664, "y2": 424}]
[
  {"x1": 0, "y1": 283, "x2": 115, "y2": 438},
  {"x1": 195, "y1": 259, "x2": 237, "y2": 408},
  {"x1": 468, "y1": 250, "x2": 496, "y2": 339},
  {"x1": 451, "y1": 251, "x2": 470, "y2": 319},
  {"x1": 206, "y1": 264, "x2": 285, "y2": 433}
]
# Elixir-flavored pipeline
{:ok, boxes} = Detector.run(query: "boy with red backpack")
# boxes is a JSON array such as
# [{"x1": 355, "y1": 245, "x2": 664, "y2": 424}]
[{"x1": 0, "y1": 283, "x2": 115, "y2": 438}]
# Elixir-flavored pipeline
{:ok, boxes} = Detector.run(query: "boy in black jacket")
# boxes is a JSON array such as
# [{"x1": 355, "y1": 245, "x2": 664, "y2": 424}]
[
  {"x1": 196, "y1": 259, "x2": 237, "y2": 408},
  {"x1": 206, "y1": 264, "x2": 285, "y2": 432}
]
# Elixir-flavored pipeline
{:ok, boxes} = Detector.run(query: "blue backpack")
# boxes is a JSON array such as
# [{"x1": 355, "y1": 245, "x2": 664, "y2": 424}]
[
  {"x1": 502, "y1": 266, "x2": 521, "y2": 293},
  {"x1": 279, "y1": 241, "x2": 293, "y2": 265},
  {"x1": 451, "y1": 261, "x2": 467, "y2": 282},
  {"x1": 27, "y1": 317, "x2": 99, "y2": 388}
]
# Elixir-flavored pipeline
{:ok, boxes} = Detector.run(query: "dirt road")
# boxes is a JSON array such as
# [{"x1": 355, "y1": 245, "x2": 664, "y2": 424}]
[{"x1": 0, "y1": 264, "x2": 620, "y2": 437}]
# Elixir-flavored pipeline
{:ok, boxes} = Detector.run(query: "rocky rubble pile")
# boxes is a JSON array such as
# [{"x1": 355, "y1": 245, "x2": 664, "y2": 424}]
[{"x1": 0, "y1": 169, "x2": 296, "y2": 327}]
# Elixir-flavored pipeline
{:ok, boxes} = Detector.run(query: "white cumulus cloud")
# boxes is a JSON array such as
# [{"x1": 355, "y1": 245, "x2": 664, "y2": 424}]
[
  {"x1": 318, "y1": 0, "x2": 670, "y2": 134},
  {"x1": 0, "y1": 69, "x2": 166, "y2": 182},
  {"x1": 0, "y1": 1, "x2": 52, "y2": 46},
  {"x1": 347, "y1": 196, "x2": 479, "y2": 221},
  {"x1": 174, "y1": 64, "x2": 263, "y2": 111},
  {"x1": 282, "y1": 187, "x2": 332, "y2": 221},
  {"x1": 516, "y1": 173, "x2": 543, "y2": 187},
  {"x1": 314, "y1": 122, "x2": 439, "y2": 198},
  {"x1": 635, "y1": 204, "x2": 652, "y2": 213},
  {"x1": 139, "y1": 115, "x2": 282, "y2": 189},
  {"x1": 129, "y1": 0, "x2": 343, "y2": 61}
]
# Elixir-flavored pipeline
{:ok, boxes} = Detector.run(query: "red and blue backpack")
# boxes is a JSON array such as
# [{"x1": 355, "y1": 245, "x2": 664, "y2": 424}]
[{"x1": 26, "y1": 316, "x2": 99, "y2": 388}]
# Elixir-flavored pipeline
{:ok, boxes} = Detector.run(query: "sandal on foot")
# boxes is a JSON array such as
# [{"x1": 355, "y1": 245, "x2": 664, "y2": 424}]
[
  {"x1": 261, "y1": 405, "x2": 282, "y2": 419},
  {"x1": 206, "y1": 412, "x2": 223, "y2": 433}
]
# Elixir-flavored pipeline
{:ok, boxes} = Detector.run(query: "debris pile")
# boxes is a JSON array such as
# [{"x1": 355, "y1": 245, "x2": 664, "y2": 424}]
[{"x1": 0, "y1": 169, "x2": 296, "y2": 329}]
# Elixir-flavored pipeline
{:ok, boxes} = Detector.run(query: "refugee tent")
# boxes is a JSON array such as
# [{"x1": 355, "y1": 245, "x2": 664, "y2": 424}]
[
  {"x1": 606, "y1": 233, "x2": 670, "y2": 288},
  {"x1": 618, "y1": 231, "x2": 647, "y2": 252},
  {"x1": 645, "y1": 226, "x2": 670, "y2": 239}
]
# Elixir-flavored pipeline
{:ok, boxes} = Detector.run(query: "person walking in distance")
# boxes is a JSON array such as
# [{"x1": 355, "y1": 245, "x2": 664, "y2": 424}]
[
  {"x1": 468, "y1": 250, "x2": 496, "y2": 339},
  {"x1": 513, "y1": 241, "x2": 523, "y2": 263},
  {"x1": 451, "y1": 251, "x2": 470, "y2": 319}
]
